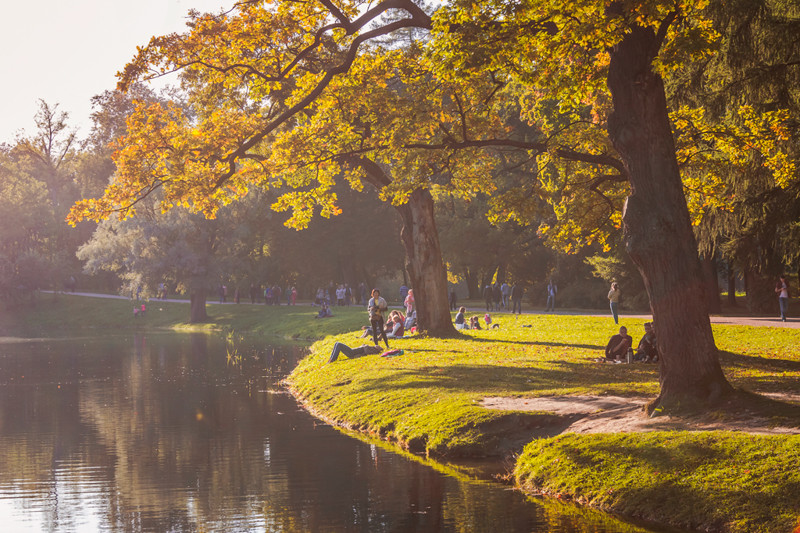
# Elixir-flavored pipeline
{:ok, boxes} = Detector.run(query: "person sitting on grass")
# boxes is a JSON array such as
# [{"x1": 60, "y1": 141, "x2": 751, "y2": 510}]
[
  {"x1": 328, "y1": 342, "x2": 382, "y2": 363},
  {"x1": 454, "y1": 307, "x2": 467, "y2": 330},
  {"x1": 386, "y1": 314, "x2": 405, "y2": 338},
  {"x1": 403, "y1": 310, "x2": 417, "y2": 331},
  {"x1": 315, "y1": 301, "x2": 332, "y2": 318},
  {"x1": 635, "y1": 322, "x2": 659, "y2": 363},
  {"x1": 605, "y1": 326, "x2": 632, "y2": 362},
  {"x1": 469, "y1": 316, "x2": 482, "y2": 330}
]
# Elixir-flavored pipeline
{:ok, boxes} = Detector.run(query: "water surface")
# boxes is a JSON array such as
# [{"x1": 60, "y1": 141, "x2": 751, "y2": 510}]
[{"x1": 0, "y1": 333, "x2": 666, "y2": 532}]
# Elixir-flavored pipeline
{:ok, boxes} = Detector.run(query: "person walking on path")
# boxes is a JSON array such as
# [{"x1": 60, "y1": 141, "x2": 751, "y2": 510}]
[
  {"x1": 483, "y1": 284, "x2": 494, "y2": 311},
  {"x1": 608, "y1": 282, "x2": 621, "y2": 324},
  {"x1": 367, "y1": 289, "x2": 390, "y2": 349},
  {"x1": 546, "y1": 279, "x2": 557, "y2": 312},
  {"x1": 776, "y1": 275, "x2": 790, "y2": 322},
  {"x1": 511, "y1": 283, "x2": 523, "y2": 314}
]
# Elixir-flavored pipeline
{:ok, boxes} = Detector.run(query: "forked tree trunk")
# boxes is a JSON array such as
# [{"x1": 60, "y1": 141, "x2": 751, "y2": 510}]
[
  {"x1": 395, "y1": 188, "x2": 456, "y2": 336},
  {"x1": 352, "y1": 156, "x2": 456, "y2": 337},
  {"x1": 607, "y1": 26, "x2": 732, "y2": 409},
  {"x1": 190, "y1": 287, "x2": 208, "y2": 323}
]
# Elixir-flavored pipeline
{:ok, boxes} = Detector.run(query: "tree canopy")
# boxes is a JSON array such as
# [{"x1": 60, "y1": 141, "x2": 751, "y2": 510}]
[{"x1": 65, "y1": 0, "x2": 800, "y2": 407}]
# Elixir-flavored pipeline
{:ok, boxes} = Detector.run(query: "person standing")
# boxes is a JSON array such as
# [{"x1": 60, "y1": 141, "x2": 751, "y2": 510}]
[
  {"x1": 404, "y1": 288, "x2": 415, "y2": 316},
  {"x1": 776, "y1": 275, "x2": 790, "y2": 322},
  {"x1": 399, "y1": 284, "x2": 409, "y2": 304},
  {"x1": 449, "y1": 288, "x2": 457, "y2": 311},
  {"x1": 367, "y1": 289, "x2": 390, "y2": 348},
  {"x1": 501, "y1": 282, "x2": 511, "y2": 310},
  {"x1": 546, "y1": 279, "x2": 557, "y2": 312},
  {"x1": 608, "y1": 282, "x2": 620, "y2": 324},
  {"x1": 483, "y1": 284, "x2": 494, "y2": 311},
  {"x1": 511, "y1": 283, "x2": 523, "y2": 314}
]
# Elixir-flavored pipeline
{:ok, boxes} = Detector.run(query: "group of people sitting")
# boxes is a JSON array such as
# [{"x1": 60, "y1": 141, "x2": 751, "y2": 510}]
[
  {"x1": 453, "y1": 307, "x2": 498, "y2": 330},
  {"x1": 361, "y1": 309, "x2": 415, "y2": 340},
  {"x1": 604, "y1": 322, "x2": 659, "y2": 363}
]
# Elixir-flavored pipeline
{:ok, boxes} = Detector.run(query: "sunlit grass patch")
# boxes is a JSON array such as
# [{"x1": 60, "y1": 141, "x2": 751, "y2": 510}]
[{"x1": 515, "y1": 432, "x2": 800, "y2": 533}]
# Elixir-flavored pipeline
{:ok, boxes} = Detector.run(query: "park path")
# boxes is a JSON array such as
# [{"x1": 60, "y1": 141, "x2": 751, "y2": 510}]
[{"x1": 47, "y1": 290, "x2": 800, "y2": 329}]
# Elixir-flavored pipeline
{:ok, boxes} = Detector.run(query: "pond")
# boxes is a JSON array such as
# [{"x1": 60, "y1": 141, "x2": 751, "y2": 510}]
[{"x1": 0, "y1": 332, "x2": 670, "y2": 532}]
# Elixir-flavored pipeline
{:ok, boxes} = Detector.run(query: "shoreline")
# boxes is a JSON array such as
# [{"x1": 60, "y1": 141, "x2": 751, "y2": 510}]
[{"x1": 6, "y1": 294, "x2": 800, "y2": 532}]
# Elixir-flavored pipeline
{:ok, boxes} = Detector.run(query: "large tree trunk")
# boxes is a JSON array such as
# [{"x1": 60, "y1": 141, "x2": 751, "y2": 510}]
[
  {"x1": 395, "y1": 189, "x2": 456, "y2": 336},
  {"x1": 727, "y1": 263, "x2": 737, "y2": 307},
  {"x1": 352, "y1": 156, "x2": 455, "y2": 336},
  {"x1": 744, "y1": 268, "x2": 775, "y2": 314},
  {"x1": 607, "y1": 26, "x2": 732, "y2": 409},
  {"x1": 702, "y1": 255, "x2": 721, "y2": 314},
  {"x1": 190, "y1": 287, "x2": 208, "y2": 323}
]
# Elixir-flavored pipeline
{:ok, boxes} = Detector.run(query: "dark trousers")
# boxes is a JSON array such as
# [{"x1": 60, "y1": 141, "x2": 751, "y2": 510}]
[
  {"x1": 329, "y1": 342, "x2": 354, "y2": 363},
  {"x1": 371, "y1": 317, "x2": 388, "y2": 347}
]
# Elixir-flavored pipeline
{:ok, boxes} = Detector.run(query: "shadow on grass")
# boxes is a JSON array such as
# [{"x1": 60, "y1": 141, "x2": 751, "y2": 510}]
[
  {"x1": 719, "y1": 350, "x2": 800, "y2": 371},
  {"x1": 458, "y1": 335, "x2": 605, "y2": 350},
  {"x1": 349, "y1": 360, "x2": 657, "y2": 396}
]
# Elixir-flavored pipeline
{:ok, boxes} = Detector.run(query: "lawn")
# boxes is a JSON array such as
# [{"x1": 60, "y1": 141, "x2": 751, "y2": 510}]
[
  {"x1": 287, "y1": 312, "x2": 800, "y2": 533},
  {"x1": 5, "y1": 294, "x2": 799, "y2": 532}
]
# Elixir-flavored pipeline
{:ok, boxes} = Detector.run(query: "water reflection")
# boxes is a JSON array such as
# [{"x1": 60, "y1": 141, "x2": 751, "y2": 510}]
[{"x1": 0, "y1": 333, "x2": 664, "y2": 532}]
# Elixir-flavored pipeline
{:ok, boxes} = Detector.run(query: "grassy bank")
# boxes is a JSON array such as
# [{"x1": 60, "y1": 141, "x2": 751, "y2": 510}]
[
  {"x1": 285, "y1": 314, "x2": 800, "y2": 533},
  {"x1": 515, "y1": 432, "x2": 800, "y2": 533},
  {"x1": 0, "y1": 292, "x2": 366, "y2": 340},
  {"x1": 5, "y1": 294, "x2": 800, "y2": 532}
]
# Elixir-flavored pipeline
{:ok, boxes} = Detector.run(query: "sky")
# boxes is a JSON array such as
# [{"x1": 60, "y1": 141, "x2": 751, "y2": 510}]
[{"x1": 0, "y1": 0, "x2": 229, "y2": 144}]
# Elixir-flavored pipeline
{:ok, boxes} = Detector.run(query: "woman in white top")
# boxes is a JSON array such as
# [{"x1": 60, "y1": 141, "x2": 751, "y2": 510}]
[
  {"x1": 776, "y1": 276, "x2": 790, "y2": 322},
  {"x1": 608, "y1": 282, "x2": 620, "y2": 324}
]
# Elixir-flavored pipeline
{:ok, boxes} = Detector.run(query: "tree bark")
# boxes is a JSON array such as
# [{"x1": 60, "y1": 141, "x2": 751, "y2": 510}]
[
  {"x1": 727, "y1": 264, "x2": 737, "y2": 307},
  {"x1": 702, "y1": 255, "x2": 721, "y2": 314},
  {"x1": 744, "y1": 268, "x2": 775, "y2": 314},
  {"x1": 351, "y1": 156, "x2": 455, "y2": 336},
  {"x1": 607, "y1": 26, "x2": 732, "y2": 408},
  {"x1": 395, "y1": 189, "x2": 457, "y2": 336},
  {"x1": 190, "y1": 287, "x2": 208, "y2": 323}
]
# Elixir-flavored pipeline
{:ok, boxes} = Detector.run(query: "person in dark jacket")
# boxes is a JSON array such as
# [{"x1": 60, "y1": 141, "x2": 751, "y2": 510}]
[
  {"x1": 483, "y1": 284, "x2": 494, "y2": 311},
  {"x1": 511, "y1": 283, "x2": 524, "y2": 314}
]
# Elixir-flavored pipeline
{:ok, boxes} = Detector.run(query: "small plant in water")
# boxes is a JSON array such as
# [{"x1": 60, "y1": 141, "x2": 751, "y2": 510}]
[{"x1": 225, "y1": 329, "x2": 243, "y2": 366}]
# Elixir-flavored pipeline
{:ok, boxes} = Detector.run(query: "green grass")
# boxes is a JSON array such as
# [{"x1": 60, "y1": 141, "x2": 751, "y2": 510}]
[
  {"x1": 515, "y1": 432, "x2": 800, "y2": 533},
  {"x1": 0, "y1": 292, "x2": 367, "y2": 341},
  {"x1": 286, "y1": 314, "x2": 800, "y2": 533},
  {"x1": 4, "y1": 294, "x2": 800, "y2": 532}
]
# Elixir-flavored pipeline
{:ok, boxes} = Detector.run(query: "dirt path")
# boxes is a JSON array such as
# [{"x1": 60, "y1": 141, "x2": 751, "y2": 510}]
[{"x1": 481, "y1": 393, "x2": 800, "y2": 435}]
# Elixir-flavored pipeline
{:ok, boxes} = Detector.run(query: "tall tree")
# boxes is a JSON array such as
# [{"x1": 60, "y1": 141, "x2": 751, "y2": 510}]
[
  {"x1": 68, "y1": 0, "x2": 798, "y2": 408},
  {"x1": 78, "y1": 192, "x2": 275, "y2": 322}
]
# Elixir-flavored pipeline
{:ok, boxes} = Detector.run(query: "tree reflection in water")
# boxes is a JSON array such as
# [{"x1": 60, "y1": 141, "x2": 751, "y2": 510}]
[{"x1": 0, "y1": 333, "x2": 660, "y2": 532}]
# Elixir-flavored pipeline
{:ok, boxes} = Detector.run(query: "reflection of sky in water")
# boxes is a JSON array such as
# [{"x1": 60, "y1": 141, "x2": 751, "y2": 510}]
[{"x1": 0, "y1": 333, "x2": 661, "y2": 533}]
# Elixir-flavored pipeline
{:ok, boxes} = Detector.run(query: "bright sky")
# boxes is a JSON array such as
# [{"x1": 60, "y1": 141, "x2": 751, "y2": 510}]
[{"x1": 0, "y1": 0, "x2": 230, "y2": 144}]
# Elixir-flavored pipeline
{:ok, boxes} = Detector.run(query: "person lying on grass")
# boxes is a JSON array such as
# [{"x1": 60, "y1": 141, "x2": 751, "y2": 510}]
[{"x1": 328, "y1": 342, "x2": 382, "y2": 363}]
